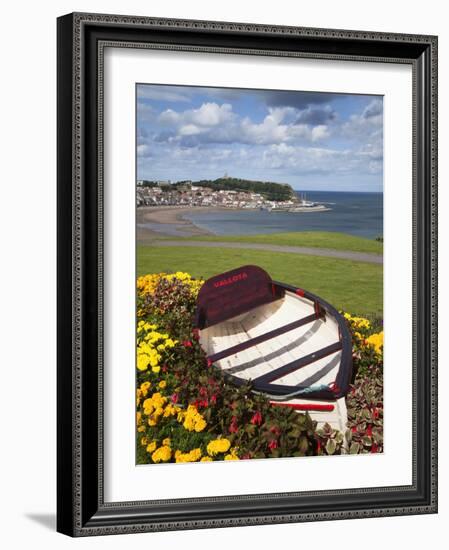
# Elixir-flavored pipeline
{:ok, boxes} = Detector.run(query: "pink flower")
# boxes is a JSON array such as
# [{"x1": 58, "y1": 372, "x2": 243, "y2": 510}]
[
  {"x1": 183, "y1": 340, "x2": 192, "y2": 348},
  {"x1": 207, "y1": 358, "x2": 213, "y2": 367},
  {"x1": 210, "y1": 394, "x2": 217, "y2": 405},
  {"x1": 171, "y1": 393, "x2": 179, "y2": 404},
  {"x1": 229, "y1": 416, "x2": 239, "y2": 433},
  {"x1": 250, "y1": 411, "x2": 263, "y2": 426},
  {"x1": 268, "y1": 440, "x2": 278, "y2": 450}
]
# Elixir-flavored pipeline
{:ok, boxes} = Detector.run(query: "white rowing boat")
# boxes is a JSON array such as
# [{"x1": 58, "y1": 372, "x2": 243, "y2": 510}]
[{"x1": 195, "y1": 265, "x2": 352, "y2": 431}]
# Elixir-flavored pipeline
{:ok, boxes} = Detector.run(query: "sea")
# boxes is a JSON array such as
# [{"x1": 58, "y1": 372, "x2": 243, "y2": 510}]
[{"x1": 183, "y1": 191, "x2": 383, "y2": 239}]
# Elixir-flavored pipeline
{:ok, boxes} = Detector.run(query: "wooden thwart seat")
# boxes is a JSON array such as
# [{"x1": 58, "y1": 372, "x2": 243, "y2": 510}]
[
  {"x1": 207, "y1": 311, "x2": 322, "y2": 363},
  {"x1": 252, "y1": 341, "x2": 342, "y2": 385}
]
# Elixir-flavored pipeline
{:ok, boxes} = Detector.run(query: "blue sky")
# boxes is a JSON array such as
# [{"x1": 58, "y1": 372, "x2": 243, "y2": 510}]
[{"x1": 137, "y1": 84, "x2": 383, "y2": 192}]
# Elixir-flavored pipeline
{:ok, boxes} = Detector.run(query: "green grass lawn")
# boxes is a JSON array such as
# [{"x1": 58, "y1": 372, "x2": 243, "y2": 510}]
[
  {"x1": 155, "y1": 231, "x2": 383, "y2": 255},
  {"x1": 137, "y1": 245, "x2": 383, "y2": 316}
]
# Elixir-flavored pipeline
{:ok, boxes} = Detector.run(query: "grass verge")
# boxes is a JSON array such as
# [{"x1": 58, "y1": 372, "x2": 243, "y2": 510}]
[
  {"x1": 137, "y1": 245, "x2": 383, "y2": 316},
  {"x1": 155, "y1": 231, "x2": 383, "y2": 255}
]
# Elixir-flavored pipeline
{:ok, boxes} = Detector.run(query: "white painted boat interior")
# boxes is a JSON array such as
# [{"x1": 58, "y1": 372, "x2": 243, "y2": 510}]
[{"x1": 199, "y1": 290, "x2": 348, "y2": 432}]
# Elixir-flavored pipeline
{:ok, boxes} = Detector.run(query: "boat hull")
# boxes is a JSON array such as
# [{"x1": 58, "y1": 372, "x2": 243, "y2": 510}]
[{"x1": 198, "y1": 279, "x2": 352, "y2": 430}]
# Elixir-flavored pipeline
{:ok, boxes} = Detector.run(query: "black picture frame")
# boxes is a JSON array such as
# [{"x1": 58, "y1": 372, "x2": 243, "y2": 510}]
[{"x1": 57, "y1": 12, "x2": 438, "y2": 537}]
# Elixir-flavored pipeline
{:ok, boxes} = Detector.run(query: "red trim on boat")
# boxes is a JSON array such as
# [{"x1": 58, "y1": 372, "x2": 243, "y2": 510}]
[
  {"x1": 270, "y1": 402, "x2": 335, "y2": 412},
  {"x1": 295, "y1": 288, "x2": 305, "y2": 297}
]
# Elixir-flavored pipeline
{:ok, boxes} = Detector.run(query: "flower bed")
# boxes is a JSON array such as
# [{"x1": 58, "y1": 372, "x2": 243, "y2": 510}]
[{"x1": 136, "y1": 272, "x2": 383, "y2": 464}]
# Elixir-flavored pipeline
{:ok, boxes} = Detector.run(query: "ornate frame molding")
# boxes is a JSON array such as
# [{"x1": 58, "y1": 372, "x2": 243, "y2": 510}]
[{"x1": 57, "y1": 12, "x2": 437, "y2": 537}]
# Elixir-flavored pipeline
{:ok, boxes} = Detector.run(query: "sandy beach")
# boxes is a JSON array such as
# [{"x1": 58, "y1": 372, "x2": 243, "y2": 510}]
[{"x1": 137, "y1": 206, "x2": 224, "y2": 243}]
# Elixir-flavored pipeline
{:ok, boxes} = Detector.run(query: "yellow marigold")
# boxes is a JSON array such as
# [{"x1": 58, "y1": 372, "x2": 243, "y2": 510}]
[
  {"x1": 365, "y1": 331, "x2": 384, "y2": 356},
  {"x1": 163, "y1": 404, "x2": 178, "y2": 418},
  {"x1": 150, "y1": 392, "x2": 167, "y2": 408},
  {"x1": 158, "y1": 380, "x2": 167, "y2": 389},
  {"x1": 162, "y1": 437, "x2": 171, "y2": 446},
  {"x1": 194, "y1": 416, "x2": 207, "y2": 433},
  {"x1": 175, "y1": 448, "x2": 202, "y2": 463},
  {"x1": 137, "y1": 425, "x2": 145, "y2": 433},
  {"x1": 224, "y1": 447, "x2": 240, "y2": 460},
  {"x1": 142, "y1": 399, "x2": 154, "y2": 416},
  {"x1": 137, "y1": 274, "x2": 163, "y2": 296},
  {"x1": 136, "y1": 411, "x2": 142, "y2": 425},
  {"x1": 180, "y1": 405, "x2": 207, "y2": 432},
  {"x1": 140, "y1": 436, "x2": 148, "y2": 446},
  {"x1": 137, "y1": 272, "x2": 204, "y2": 299},
  {"x1": 207, "y1": 438, "x2": 231, "y2": 456},
  {"x1": 200, "y1": 456, "x2": 213, "y2": 462},
  {"x1": 152, "y1": 366, "x2": 161, "y2": 374},
  {"x1": 140, "y1": 381, "x2": 151, "y2": 396},
  {"x1": 152, "y1": 445, "x2": 172, "y2": 463},
  {"x1": 137, "y1": 354, "x2": 150, "y2": 372},
  {"x1": 146, "y1": 441, "x2": 157, "y2": 453}
]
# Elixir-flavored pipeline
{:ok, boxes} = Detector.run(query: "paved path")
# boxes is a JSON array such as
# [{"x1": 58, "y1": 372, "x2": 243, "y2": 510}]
[{"x1": 151, "y1": 240, "x2": 383, "y2": 264}]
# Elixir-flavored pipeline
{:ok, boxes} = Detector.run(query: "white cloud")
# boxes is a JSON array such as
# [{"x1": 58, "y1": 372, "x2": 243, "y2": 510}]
[
  {"x1": 158, "y1": 102, "x2": 235, "y2": 129},
  {"x1": 311, "y1": 125, "x2": 330, "y2": 141},
  {"x1": 155, "y1": 102, "x2": 332, "y2": 146},
  {"x1": 189, "y1": 103, "x2": 234, "y2": 126},
  {"x1": 179, "y1": 124, "x2": 202, "y2": 136},
  {"x1": 137, "y1": 144, "x2": 151, "y2": 157},
  {"x1": 342, "y1": 99, "x2": 383, "y2": 139}
]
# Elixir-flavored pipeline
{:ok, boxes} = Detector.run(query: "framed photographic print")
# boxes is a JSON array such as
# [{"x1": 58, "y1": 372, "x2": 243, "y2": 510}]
[{"x1": 57, "y1": 12, "x2": 438, "y2": 536}]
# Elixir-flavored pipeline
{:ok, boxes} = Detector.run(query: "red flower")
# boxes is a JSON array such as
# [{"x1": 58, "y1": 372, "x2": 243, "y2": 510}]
[
  {"x1": 229, "y1": 416, "x2": 239, "y2": 433},
  {"x1": 372, "y1": 407, "x2": 380, "y2": 419},
  {"x1": 161, "y1": 365, "x2": 168, "y2": 373},
  {"x1": 351, "y1": 426, "x2": 357, "y2": 433},
  {"x1": 316, "y1": 440, "x2": 321, "y2": 453},
  {"x1": 250, "y1": 411, "x2": 263, "y2": 426},
  {"x1": 268, "y1": 440, "x2": 278, "y2": 450},
  {"x1": 199, "y1": 386, "x2": 208, "y2": 397},
  {"x1": 192, "y1": 328, "x2": 200, "y2": 340},
  {"x1": 207, "y1": 358, "x2": 213, "y2": 368},
  {"x1": 171, "y1": 393, "x2": 179, "y2": 404},
  {"x1": 182, "y1": 340, "x2": 192, "y2": 348},
  {"x1": 371, "y1": 443, "x2": 379, "y2": 453},
  {"x1": 366, "y1": 425, "x2": 373, "y2": 437},
  {"x1": 269, "y1": 425, "x2": 281, "y2": 436},
  {"x1": 210, "y1": 394, "x2": 217, "y2": 405},
  {"x1": 199, "y1": 399, "x2": 208, "y2": 408}
]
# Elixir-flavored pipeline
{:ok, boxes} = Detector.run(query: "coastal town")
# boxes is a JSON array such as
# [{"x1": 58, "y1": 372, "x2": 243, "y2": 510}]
[{"x1": 136, "y1": 178, "x2": 331, "y2": 213}]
